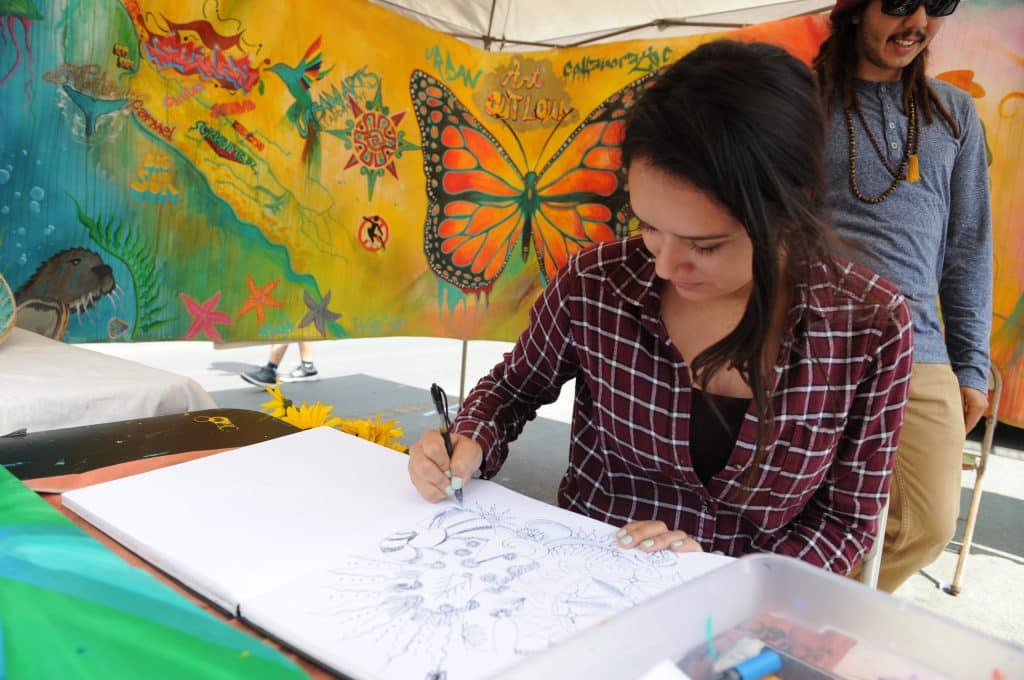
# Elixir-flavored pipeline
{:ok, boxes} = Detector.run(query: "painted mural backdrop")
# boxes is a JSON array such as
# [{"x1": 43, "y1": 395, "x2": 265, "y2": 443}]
[{"x1": 0, "y1": 1, "x2": 1021, "y2": 422}]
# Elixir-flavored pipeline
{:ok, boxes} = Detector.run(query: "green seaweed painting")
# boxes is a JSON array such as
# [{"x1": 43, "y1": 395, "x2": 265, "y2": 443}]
[{"x1": 70, "y1": 197, "x2": 175, "y2": 336}]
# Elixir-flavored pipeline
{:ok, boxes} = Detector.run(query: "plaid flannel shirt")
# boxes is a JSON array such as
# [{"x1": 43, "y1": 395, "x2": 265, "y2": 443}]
[{"x1": 453, "y1": 237, "x2": 913, "y2": 574}]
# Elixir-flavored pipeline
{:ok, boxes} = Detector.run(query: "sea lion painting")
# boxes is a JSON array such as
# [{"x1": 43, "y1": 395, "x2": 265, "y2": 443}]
[{"x1": 14, "y1": 247, "x2": 116, "y2": 340}]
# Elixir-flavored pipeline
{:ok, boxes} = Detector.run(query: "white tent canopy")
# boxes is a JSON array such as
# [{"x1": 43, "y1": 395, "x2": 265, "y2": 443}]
[{"x1": 371, "y1": 0, "x2": 833, "y2": 50}]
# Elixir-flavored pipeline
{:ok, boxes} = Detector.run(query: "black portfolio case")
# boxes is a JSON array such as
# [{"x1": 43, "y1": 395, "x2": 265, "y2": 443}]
[{"x1": 0, "y1": 409, "x2": 299, "y2": 481}]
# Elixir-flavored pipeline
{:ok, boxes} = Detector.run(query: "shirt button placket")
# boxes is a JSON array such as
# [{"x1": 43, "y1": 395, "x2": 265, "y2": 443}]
[{"x1": 880, "y1": 89, "x2": 900, "y2": 161}]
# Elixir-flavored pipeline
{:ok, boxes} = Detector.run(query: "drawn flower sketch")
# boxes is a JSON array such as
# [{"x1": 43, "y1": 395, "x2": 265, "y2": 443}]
[{"x1": 301, "y1": 504, "x2": 692, "y2": 679}]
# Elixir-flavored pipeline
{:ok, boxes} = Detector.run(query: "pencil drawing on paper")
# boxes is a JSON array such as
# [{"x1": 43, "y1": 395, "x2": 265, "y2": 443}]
[{"x1": 308, "y1": 504, "x2": 689, "y2": 679}]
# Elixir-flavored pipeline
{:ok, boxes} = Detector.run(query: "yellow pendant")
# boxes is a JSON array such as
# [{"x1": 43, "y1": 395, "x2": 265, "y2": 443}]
[{"x1": 907, "y1": 154, "x2": 920, "y2": 183}]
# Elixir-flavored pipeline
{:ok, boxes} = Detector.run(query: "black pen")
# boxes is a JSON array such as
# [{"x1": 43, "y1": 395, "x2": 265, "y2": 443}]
[{"x1": 430, "y1": 383, "x2": 463, "y2": 505}]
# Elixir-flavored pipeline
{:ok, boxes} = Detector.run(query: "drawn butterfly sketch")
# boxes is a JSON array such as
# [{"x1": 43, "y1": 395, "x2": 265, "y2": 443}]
[{"x1": 409, "y1": 69, "x2": 658, "y2": 295}]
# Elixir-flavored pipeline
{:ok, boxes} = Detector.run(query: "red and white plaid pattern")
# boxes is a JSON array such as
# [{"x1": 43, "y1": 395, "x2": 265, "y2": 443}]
[{"x1": 453, "y1": 237, "x2": 913, "y2": 574}]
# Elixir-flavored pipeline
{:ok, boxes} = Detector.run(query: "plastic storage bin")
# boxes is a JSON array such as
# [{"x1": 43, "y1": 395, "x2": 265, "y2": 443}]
[{"x1": 500, "y1": 553, "x2": 1024, "y2": 679}]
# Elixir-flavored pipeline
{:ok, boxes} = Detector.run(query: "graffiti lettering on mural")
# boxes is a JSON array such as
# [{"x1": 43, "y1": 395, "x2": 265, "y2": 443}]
[
  {"x1": 484, "y1": 90, "x2": 572, "y2": 125},
  {"x1": 268, "y1": 36, "x2": 333, "y2": 180},
  {"x1": 143, "y1": 27, "x2": 261, "y2": 93},
  {"x1": 142, "y1": 5, "x2": 263, "y2": 87},
  {"x1": 129, "y1": 152, "x2": 180, "y2": 205},
  {"x1": 424, "y1": 45, "x2": 483, "y2": 89},
  {"x1": 132, "y1": 98, "x2": 176, "y2": 141},
  {"x1": 211, "y1": 99, "x2": 255, "y2": 118},
  {"x1": 236, "y1": 274, "x2": 284, "y2": 327},
  {"x1": 352, "y1": 314, "x2": 408, "y2": 338},
  {"x1": 193, "y1": 120, "x2": 256, "y2": 169},
  {"x1": 112, "y1": 43, "x2": 134, "y2": 71},
  {"x1": 180, "y1": 291, "x2": 232, "y2": 342},
  {"x1": 0, "y1": 0, "x2": 42, "y2": 99},
  {"x1": 13, "y1": 248, "x2": 117, "y2": 341},
  {"x1": 562, "y1": 46, "x2": 673, "y2": 82},
  {"x1": 231, "y1": 119, "x2": 265, "y2": 152},
  {"x1": 332, "y1": 80, "x2": 420, "y2": 200},
  {"x1": 157, "y1": 13, "x2": 250, "y2": 52},
  {"x1": 359, "y1": 215, "x2": 389, "y2": 252},
  {"x1": 412, "y1": 69, "x2": 655, "y2": 298},
  {"x1": 311, "y1": 66, "x2": 381, "y2": 127},
  {"x1": 163, "y1": 81, "x2": 206, "y2": 109},
  {"x1": 43, "y1": 63, "x2": 131, "y2": 101},
  {"x1": 299, "y1": 289, "x2": 342, "y2": 339},
  {"x1": 72, "y1": 197, "x2": 174, "y2": 337},
  {"x1": 476, "y1": 58, "x2": 575, "y2": 130}
]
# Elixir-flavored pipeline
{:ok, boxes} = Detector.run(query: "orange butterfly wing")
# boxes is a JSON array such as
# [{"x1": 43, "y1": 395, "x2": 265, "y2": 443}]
[
  {"x1": 531, "y1": 80, "x2": 653, "y2": 284},
  {"x1": 410, "y1": 69, "x2": 656, "y2": 294}
]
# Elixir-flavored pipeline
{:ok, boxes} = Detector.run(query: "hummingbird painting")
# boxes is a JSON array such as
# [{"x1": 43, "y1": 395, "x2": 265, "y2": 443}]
[{"x1": 268, "y1": 36, "x2": 332, "y2": 180}]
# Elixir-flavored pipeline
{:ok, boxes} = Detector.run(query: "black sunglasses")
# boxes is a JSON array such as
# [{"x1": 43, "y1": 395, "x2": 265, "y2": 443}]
[{"x1": 881, "y1": 0, "x2": 960, "y2": 17}]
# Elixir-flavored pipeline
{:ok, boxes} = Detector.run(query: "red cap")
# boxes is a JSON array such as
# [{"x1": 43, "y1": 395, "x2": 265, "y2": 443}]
[{"x1": 830, "y1": 0, "x2": 866, "y2": 20}]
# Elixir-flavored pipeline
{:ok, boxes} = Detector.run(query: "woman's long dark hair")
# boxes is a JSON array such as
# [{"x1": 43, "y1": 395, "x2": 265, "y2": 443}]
[
  {"x1": 622, "y1": 39, "x2": 840, "y2": 483},
  {"x1": 813, "y1": 3, "x2": 960, "y2": 136}
]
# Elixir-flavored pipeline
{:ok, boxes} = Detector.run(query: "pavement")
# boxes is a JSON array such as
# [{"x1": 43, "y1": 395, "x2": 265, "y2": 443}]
[{"x1": 82, "y1": 336, "x2": 1024, "y2": 648}]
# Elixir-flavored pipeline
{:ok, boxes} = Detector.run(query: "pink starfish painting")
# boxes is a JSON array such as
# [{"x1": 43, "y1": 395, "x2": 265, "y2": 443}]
[{"x1": 180, "y1": 291, "x2": 232, "y2": 342}]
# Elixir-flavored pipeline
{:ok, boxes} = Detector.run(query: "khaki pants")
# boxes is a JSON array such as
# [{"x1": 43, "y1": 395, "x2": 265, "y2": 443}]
[{"x1": 876, "y1": 363, "x2": 965, "y2": 592}]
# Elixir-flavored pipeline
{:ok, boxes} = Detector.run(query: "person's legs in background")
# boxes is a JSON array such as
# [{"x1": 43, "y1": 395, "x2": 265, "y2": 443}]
[
  {"x1": 280, "y1": 341, "x2": 319, "y2": 382},
  {"x1": 876, "y1": 363, "x2": 966, "y2": 592},
  {"x1": 240, "y1": 343, "x2": 290, "y2": 387}
]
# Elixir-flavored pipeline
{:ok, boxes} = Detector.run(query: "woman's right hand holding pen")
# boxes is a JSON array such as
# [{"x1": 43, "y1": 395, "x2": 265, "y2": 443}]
[{"x1": 408, "y1": 430, "x2": 483, "y2": 502}]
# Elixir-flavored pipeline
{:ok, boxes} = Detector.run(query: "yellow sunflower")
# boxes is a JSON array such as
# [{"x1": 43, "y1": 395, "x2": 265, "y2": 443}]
[
  {"x1": 338, "y1": 415, "x2": 407, "y2": 452},
  {"x1": 280, "y1": 401, "x2": 343, "y2": 430},
  {"x1": 337, "y1": 417, "x2": 371, "y2": 440},
  {"x1": 260, "y1": 381, "x2": 292, "y2": 419},
  {"x1": 260, "y1": 386, "x2": 407, "y2": 452}
]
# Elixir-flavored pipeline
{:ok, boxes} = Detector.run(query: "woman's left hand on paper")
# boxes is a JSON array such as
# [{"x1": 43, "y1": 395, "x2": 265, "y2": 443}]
[{"x1": 615, "y1": 520, "x2": 703, "y2": 554}]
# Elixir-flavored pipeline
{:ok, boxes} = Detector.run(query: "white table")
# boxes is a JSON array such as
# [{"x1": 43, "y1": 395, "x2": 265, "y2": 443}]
[{"x1": 0, "y1": 328, "x2": 218, "y2": 434}]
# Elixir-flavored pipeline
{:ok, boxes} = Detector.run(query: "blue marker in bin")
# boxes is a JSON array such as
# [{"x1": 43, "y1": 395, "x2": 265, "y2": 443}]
[{"x1": 716, "y1": 649, "x2": 783, "y2": 680}]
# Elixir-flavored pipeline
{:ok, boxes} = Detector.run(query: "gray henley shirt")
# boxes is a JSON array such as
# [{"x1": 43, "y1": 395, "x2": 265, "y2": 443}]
[{"x1": 824, "y1": 77, "x2": 993, "y2": 393}]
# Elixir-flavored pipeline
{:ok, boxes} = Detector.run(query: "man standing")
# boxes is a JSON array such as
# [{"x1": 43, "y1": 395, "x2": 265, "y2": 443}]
[{"x1": 814, "y1": 0, "x2": 992, "y2": 591}]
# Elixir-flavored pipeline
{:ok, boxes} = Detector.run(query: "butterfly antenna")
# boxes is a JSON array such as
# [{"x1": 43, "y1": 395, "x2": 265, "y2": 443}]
[
  {"x1": 495, "y1": 115, "x2": 531, "y2": 171},
  {"x1": 533, "y1": 107, "x2": 576, "y2": 173}
]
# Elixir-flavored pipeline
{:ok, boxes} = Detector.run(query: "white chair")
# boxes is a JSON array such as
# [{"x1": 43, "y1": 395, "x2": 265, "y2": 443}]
[{"x1": 859, "y1": 501, "x2": 889, "y2": 589}]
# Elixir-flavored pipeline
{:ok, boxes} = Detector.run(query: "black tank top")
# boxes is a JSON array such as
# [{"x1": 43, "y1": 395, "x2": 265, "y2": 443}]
[{"x1": 691, "y1": 389, "x2": 751, "y2": 485}]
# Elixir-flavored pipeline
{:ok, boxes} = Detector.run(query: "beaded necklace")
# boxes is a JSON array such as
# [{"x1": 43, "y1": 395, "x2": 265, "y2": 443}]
[{"x1": 843, "y1": 91, "x2": 920, "y2": 204}]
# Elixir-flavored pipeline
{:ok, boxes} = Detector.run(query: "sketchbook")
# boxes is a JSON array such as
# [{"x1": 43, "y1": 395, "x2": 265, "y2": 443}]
[{"x1": 63, "y1": 426, "x2": 732, "y2": 680}]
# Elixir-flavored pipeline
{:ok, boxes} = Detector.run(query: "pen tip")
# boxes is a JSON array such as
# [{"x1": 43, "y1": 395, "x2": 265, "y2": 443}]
[{"x1": 455, "y1": 488, "x2": 464, "y2": 505}]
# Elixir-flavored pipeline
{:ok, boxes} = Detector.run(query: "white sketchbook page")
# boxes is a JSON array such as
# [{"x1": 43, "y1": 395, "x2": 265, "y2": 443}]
[
  {"x1": 62, "y1": 427, "x2": 431, "y2": 613},
  {"x1": 240, "y1": 480, "x2": 732, "y2": 680}
]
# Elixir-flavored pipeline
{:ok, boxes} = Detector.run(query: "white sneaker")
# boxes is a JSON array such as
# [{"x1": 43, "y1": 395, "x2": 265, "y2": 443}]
[{"x1": 280, "y1": 364, "x2": 319, "y2": 382}]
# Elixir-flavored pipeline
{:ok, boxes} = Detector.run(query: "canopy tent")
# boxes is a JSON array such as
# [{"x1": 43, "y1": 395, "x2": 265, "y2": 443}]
[{"x1": 371, "y1": 0, "x2": 833, "y2": 50}]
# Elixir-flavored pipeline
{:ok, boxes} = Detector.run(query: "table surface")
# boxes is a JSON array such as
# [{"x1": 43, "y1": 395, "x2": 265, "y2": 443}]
[
  {"x1": 0, "y1": 328, "x2": 217, "y2": 435},
  {"x1": 42, "y1": 448, "x2": 332, "y2": 679}
]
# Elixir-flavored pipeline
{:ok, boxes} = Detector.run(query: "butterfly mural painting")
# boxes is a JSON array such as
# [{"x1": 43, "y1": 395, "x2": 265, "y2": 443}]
[{"x1": 409, "y1": 69, "x2": 657, "y2": 296}]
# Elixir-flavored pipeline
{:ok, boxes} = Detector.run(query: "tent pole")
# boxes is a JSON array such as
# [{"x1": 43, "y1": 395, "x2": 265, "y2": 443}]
[
  {"x1": 484, "y1": 0, "x2": 498, "y2": 51},
  {"x1": 459, "y1": 339, "x2": 469, "y2": 406}
]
